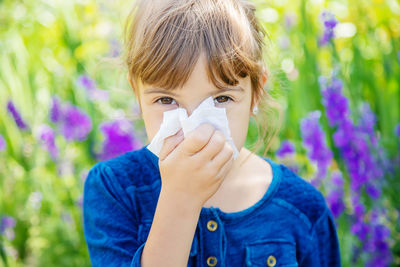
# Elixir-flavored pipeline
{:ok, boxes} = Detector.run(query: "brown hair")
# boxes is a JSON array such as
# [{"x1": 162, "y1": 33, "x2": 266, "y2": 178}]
[{"x1": 123, "y1": 0, "x2": 282, "y2": 159}]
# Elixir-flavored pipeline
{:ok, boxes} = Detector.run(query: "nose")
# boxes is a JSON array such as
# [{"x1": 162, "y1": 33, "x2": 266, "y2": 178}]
[
  {"x1": 179, "y1": 96, "x2": 215, "y2": 117},
  {"x1": 184, "y1": 105, "x2": 196, "y2": 117},
  {"x1": 180, "y1": 100, "x2": 205, "y2": 117}
]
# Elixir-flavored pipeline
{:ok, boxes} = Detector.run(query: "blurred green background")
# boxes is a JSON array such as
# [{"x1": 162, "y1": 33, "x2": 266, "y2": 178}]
[{"x1": 0, "y1": 0, "x2": 399, "y2": 266}]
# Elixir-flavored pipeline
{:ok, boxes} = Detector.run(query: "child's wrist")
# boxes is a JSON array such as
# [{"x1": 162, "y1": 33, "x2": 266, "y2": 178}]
[{"x1": 159, "y1": 187, "x2": 204, "y2": 215}]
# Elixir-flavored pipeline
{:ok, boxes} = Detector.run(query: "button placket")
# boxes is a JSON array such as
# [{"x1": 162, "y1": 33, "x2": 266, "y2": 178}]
[
  {"x1": 205, "y1": 217, "x2": 220, "y2": 266},
  {"x1": 199, "y1": 207, "x2": 227, "y2": 267}
]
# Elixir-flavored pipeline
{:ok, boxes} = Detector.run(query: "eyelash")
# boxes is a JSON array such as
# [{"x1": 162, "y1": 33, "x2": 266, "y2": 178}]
[{"x1": 155, "y1": 96, "x2": 233, "y2": 105}]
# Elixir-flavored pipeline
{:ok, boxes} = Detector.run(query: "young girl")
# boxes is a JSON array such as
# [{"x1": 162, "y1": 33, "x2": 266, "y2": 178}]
[{"x1": 83, "y1": 0, "x2": 342, "y2": 266}]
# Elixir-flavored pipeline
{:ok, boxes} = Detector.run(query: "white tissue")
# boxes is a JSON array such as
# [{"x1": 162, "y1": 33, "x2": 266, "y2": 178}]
[{"x1": 147, "y1": 96, "x2": 240, "y2": 159}]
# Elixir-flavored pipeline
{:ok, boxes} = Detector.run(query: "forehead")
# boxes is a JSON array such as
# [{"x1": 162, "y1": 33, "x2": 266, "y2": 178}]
[{"x1": 139, "y1": 53, "x2": 251, "y2": 94}]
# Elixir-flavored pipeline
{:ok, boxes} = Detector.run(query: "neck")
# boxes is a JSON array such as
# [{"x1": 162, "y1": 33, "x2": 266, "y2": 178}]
[{"x1": 223, "y1": 147, "x2": 252, "y2": 182}]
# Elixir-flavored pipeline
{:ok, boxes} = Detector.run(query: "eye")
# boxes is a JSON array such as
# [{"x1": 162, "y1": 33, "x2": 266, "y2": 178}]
[
  {"x1": 155, "y1": 97, "x2": 177, "y2": 105},
  {"x1": 214, "y1": 95, "x2": 233, "y2": 104}
]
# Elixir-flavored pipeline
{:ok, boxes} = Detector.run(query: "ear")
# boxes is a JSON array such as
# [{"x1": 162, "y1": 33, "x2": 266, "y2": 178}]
[
  {"x1": 261, "y1": 68, "x2": 268, "y2": 86},
  {"x1": 251, "y1": 68, "x2": 268, "y2": 113}
]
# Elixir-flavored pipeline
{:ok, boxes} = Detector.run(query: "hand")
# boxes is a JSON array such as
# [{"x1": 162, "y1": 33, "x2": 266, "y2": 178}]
[{"x1": 158, "y1": 123, "x2": 235, "y2": 208}]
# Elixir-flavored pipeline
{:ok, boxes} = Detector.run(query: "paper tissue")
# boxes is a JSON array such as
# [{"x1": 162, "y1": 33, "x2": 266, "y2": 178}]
[{"x1": 147, "y1": 96, "x2": 240, "y2": 159}]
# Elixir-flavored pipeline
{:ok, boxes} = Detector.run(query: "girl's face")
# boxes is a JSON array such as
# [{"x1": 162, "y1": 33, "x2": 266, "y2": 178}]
[{"x1": 130, "y1": 53, "x2": 256, "y2": 153}]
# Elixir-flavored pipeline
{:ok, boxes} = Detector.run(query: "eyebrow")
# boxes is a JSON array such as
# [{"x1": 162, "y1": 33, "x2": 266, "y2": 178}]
[{"x1": 144, "y1": 86, "x2": 245, "y2": 96}]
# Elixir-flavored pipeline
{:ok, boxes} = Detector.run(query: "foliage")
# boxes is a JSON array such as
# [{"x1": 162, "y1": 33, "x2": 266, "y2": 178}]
[{"x1": 0, "y1": 0, "x2": 399, "y2": 266}]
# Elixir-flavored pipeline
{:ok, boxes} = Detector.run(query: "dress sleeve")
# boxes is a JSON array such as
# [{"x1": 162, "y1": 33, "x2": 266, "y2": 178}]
[
  {"x1": 83, "y1": 162, "x2": 145, "y2": 267},
  {"x1": 300, "y1": 207, "x2": 342, "y2": 267}
]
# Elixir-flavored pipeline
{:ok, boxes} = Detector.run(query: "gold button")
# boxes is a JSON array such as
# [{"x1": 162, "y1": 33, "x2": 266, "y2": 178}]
[
  {"x1": 207, "y1": 256, "x2": 218, "y2": 266},
  {"x1": 266, "y1": 255, "x2": 276, "y2": 267},
  {"x1": 207, "y1": 220, "x2": 218, "y2": 231}
]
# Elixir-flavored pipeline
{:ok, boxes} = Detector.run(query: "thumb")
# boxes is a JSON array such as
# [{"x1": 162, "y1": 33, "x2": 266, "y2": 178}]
[{"x1": 159, "y1": 129, "x2": 184, "y2": 161}]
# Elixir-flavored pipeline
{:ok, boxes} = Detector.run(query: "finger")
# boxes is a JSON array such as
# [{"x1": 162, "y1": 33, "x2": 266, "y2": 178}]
[
  {"x1": 193, "y1": 130, "x2": 225, "y2": 162},
  {"x1": 210, "y1": 142, "x2": 234, "y2": 170},
  {"x1": 180, "y1": 123, "x2": 215, "y2": 155},
  {"x1": 159, "y1": 129, "x2": 184, "y2": 161}
]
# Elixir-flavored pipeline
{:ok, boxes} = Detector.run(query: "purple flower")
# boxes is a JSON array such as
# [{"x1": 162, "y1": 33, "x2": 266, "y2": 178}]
[
  {"x1": 327, "y1": 190, "x2": 345, "y2": 218},
  {"x1": 98, "y1": 120, "x2": 142, "y2": 161},
  {"x1": 319, "y1": 11, "x2": 338, "y2": 46},
  {"x1": 77, "y1": 75, "x2": 109, "y2": 101},
  {"x1": 284, "y1": 12, "x2": 296, "y2": 29},
  {"x1": 350, "y1": 195, "x2": 370, "y2": 242},
  {"x1": 365, "y1": 184, "x2": 381, "y2": 199},
  {"x1": 77, "y1": 75, "x2": 96, "y2": 91},
  {"x1": 0, "y1": 216, "x2": 16, "y2": 233},
  {"x1": 358, "y1": 103, "x2": 377, "y2": 145},
  {"x1": 363, "y1": 212, "x2": 393, "y2": 266},
  {"x1": 38, "y1": 124, "x2": 58, "y2": 158},
  {"x1": 326, "y1": 171, "x2": 346, "y2": 218},
  {"x1": 332, "y1": 119, "x2": 355, "y2": 147},
  {"x1": 0, "y1": 134, "x2": 6, "y2": 151},
  {"x1": 7, "y1": 100, "x2": 28, "y2": 130},
  {"x1": 109, "y1": 39, "x2": 121, "y2": 57},
  {"x1": 276, "y1": 140, "x2": 296, "y2": 158},
  {"x1": 49, "y1": 96, "x2": 92, "y2": 142},
  {"x1": 331, "y1": 171, "x2": 344, "y2": 187},
  {"x1": 60, "y1": 104, "x2": 92, "y2": 141},
  {"x1": 1, "y1": 216, "x2": 16, "y2": 241},
  {"x1": 395, "y1": 123, "x2": 400, "y2": 137},
  {"x1": 320, "y1": 75, "x2": 384, "y2": 199},
  {"x1": 351, "y1": 221, "x2": 370, "y2": 242},
  {"x1": 320, "y1": 73, "x2": 392, "y2": 264},
  {"x1": 300, "y1": 111, "x2": 333, "y2": 187},
  {"x1": 352, "y1": 194, "x2": 366, "y2": 218},
  {"x1": 50, "y1": 96, "x2": 62, "y2": 123},
  {"x1": 320, "y1": 77, "x2": 349, "y2": 127}
]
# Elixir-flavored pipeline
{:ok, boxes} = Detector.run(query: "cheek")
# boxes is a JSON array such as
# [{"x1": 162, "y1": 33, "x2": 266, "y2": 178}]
[
  {"x1": 225, "y1": 106, "x2": 251, "y2": 150},
  {"x1": 141, "y1": 109, "x2": 164, "y2": 141}
]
